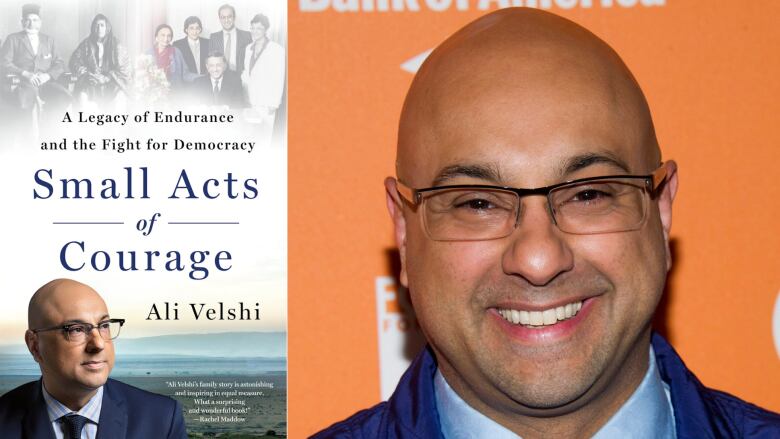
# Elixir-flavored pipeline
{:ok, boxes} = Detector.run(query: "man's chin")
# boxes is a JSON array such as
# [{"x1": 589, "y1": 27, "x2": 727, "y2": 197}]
[
  {"x1": 478, "y1": 354, "x2": 607, "y2": 416},
  {"x1": 77, "y1": 374, "x2": 110, "y2": 390},
  {"x1": 77, "y1": 365, "x2": 112, "y2": 387},
  {"x1": 493, "y1": 373, "x2": 588, "y2": 411},
  {"x1": 505, "y1": 384, "x2": 596, "y2": 415}
]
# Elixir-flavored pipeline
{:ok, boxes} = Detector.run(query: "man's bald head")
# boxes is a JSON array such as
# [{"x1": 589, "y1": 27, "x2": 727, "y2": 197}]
[
  {"x1": 397, "y1": 7, "x2": 660, "y2": 184},
  {"x1": 28, "y1": 279, "x2": 106, "y2": 329}
]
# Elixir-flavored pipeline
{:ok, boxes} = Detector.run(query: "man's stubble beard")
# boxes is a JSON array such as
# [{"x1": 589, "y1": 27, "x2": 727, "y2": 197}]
[{"x1": 428, "y1": 270, "x2": 633, "y2": 414}]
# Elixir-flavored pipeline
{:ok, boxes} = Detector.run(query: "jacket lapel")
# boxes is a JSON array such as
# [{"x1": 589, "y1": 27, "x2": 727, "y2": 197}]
[
  {"x1": 36, "y1": 37, "x2": 50, "y2": 62},
  {"x1": 200, "y1": 37, "x2": 210, "y2": 72},
  {"x1": 97, "y1": 380, "x2": 128, "y2": 439},
  {"x1": 652, "y1": 333, "x2": 720, "y2": 439},
  {"x1": 20, "y1": 33, "x2": 35, "y2": 58},
  {"x1": 213, "y1": 33, "x2": 224, "y2": 53},
  {"x1": 23, "y1": 380, "x2": 57, "y2": 439},
  {"x1": 181, "y1": 42, "x2": 196, "y2": 72}
]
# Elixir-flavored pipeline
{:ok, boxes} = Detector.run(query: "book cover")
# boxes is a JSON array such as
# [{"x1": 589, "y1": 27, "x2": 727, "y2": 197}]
[{"x1": 0, "y1": 1, "x2": 287, "y2": 437}]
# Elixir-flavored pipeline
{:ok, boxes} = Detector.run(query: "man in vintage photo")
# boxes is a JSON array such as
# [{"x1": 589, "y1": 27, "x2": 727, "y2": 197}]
[
  {"x1": 0, "y1": 279, "x2": 186, "y2": 438},
  {"x1": 315, "y1": 8, "x2": 780, "y2": 438},
  {"x1": 0, "y1": 3, "x2": 70, "y2": 115},
  {"x1": 195, "y1": 51, "x2": 244, "y2": 109},
  {"x1": 209, "y1": 4, "x2": 252, "y2": 73},
  {"x1": 173, "y1": 16, "x2": 210, "y2": 77}
]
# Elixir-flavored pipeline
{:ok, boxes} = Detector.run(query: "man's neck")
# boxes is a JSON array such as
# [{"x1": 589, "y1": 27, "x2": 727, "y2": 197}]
[
  {"x1": 439, "y1": 332, "x2": 652, "y2": 438},
  {"x1": 42, "y1": 378, "x2": 98, "y2": 412}
]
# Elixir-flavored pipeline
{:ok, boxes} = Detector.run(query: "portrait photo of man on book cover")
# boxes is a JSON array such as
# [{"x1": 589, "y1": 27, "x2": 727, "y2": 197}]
[{"x1": 0, "y1": 279, "x2": 186, "y2": 438}]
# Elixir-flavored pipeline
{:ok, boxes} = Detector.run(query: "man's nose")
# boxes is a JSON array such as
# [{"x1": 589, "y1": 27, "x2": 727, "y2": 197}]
[
  {"x1": 85, "y1": 327, "x2": 105, "y2": 351},
  {"x1": 502, "y1": 197, "x2": 574, "y2": 286}
]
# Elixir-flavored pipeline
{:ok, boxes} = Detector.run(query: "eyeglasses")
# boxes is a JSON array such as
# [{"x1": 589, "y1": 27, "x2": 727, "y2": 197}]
[
  {"x1": 31, "y1": 319, "x2": 125, "y2": 344},
  {"x1": 396, "y1": 164, "x2": 667, "y2": 241}
]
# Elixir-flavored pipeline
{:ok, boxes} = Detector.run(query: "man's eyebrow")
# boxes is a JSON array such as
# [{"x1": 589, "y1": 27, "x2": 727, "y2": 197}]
[
  {"x1": 561, "y1": 153, "x2": 631, "y2": 176},
  {"x1": 430, "y1": 155, "x2": 629, "y2": 186},
  {"x1": 432, "y1": 164, "x2": 502, "y2": 186},
  {"x1": 61, "y1": 314, "x2": 111, "y2": 325}
]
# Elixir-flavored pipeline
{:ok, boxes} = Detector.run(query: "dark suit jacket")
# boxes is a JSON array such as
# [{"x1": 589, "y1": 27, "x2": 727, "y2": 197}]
[
  {"x1": 0, "y1": 378, "x2": 187, "y2": 438},
  {"x1": 1, "y1": 31, "x2": 64, "y2": 79},
  {"x1": 194, "y1": 70, "x2": 245, "y2": 109},
  {"x1": 209, "y1": 28, "x2": 251, "y2": 72},
  {"x1": 172, "y1": 36, "x2": 209, "y2": 76}
]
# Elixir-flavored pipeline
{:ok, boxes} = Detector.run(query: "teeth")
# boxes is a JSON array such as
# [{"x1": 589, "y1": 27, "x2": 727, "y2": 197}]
[
  {"x1": 497, "y1": 300, "x2": 584, "y2": 328},
  {"x1": 542, "y1": 309, "x2": 557, "y2": 325},
  {"x1": 519, "y1": 310, "x2": 530, "y2": 325}
]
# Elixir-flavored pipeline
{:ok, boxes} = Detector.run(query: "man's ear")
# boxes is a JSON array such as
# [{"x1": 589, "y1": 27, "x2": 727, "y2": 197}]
[
  {"x1": 25, "y1": 330, "x2": 42, "y2": 364},
  {"x1": 657, "y1": 160, "x2": 678, "y2": 272},
  {"x1": 384, "y1": 177, "x2": 409, "y2": 287}
]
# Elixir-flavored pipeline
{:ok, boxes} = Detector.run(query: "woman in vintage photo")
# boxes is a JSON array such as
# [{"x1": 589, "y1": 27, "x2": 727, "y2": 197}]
[
  {"x1": 147, "y1": 23, "x2": 195, "y2": 91},
  {"x1": 69, "y1": 14, "x2": 130, "y2": 109}
]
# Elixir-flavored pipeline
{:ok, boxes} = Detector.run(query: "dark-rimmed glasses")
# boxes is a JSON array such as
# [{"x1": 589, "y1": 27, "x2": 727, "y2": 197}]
[
  {"x1": 396, "y1": 164, "x2": 667, "y2": 241},
  {"x1": 30, "y1": 319, "x2": 125, "y2": 343}
]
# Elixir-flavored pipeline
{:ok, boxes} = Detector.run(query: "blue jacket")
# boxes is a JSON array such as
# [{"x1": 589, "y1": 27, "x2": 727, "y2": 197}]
[
  {"x1": 0, "y1": 378, "x2": 187, "y2": 438},
  {"x1": 314, "y1": 334, "x2": 780, "y2": 438}
]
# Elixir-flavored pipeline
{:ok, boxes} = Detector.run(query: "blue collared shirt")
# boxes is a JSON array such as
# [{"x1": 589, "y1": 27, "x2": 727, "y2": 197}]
[
  {"x1": 434, "y1": 347, "x2": 676, "y2": 438},
  {"x1": 41, "y1": 383, "x2": 102, "y2": 439}
]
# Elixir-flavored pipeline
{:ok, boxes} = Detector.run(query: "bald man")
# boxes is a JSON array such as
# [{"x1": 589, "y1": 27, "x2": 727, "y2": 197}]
[
  {"x1": 0, "y1": 279, "x2": 186, "y2": 438},
  {"x1": 314, "y1": 8, "x2": 780, "y2": 439}
]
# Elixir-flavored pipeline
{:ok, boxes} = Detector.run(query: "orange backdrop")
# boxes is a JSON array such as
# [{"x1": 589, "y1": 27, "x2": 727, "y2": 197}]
[{"x1": 289, "y1": 1, "x2": 780, "y2": 436}]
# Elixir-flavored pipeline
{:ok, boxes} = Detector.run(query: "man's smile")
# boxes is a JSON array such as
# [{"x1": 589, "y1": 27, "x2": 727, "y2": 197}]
[
  {"x1": 81, "y1": 360, "x2": 108, "y2": 370},
  {"x1": 496, "y1": 299, "x2": 583, "y2": 327},
  {"x1": 488, "y1": 297, "x2": 600, "y2": 344}
]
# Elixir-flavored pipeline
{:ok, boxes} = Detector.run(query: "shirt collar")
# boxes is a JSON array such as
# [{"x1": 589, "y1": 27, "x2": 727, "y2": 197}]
[
  {"x1": 434, "y1": 346, "x2": 676, "y2": 439},
  {"x1": 42, "y1": 382, "x2": 103, "y2": 425},
  {"x1": 592, "y1": 346, "x2": 676, "y2": 439},
  {"x1": 434, "y1": 370, "x2": 519, "y2": 439}
]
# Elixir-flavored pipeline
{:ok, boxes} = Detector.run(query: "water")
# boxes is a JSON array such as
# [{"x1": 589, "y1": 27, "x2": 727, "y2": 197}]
[{"x1": 0, "y1": 354, "x2": 286, "y2": 376}]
